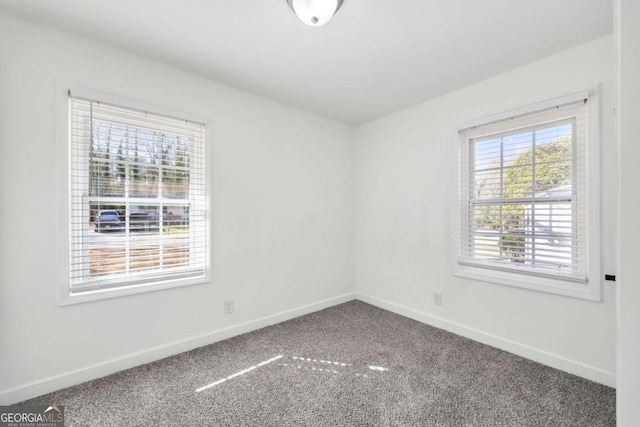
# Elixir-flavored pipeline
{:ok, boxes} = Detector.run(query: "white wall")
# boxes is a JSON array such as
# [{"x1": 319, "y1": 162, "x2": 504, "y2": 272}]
[
  {"x1": 354, "y1": 36, "x2": 617, "y2": 386},
  {"x1": 615, "y1": 0, "x2": 640, "y2": 425},
  {"x1": 0, "y1": 13, "x2": 354, "y2": 403}
]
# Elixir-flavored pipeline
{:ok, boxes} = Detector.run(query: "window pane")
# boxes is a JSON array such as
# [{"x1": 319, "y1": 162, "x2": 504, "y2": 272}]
[
  {"x1": 130, "y1": 165, "x2": 160, "y2": 198},
  {"x1": 163, "y1": 205, "x2": 189, "y2": 234},
  {"x1": 474, "y1": 169, "x2": 501, "y2": 199},
  {"x1": 89, "y1": 242, "x2": 127, "y2": 277},
  {"x1": 89, "y1": 160, "x2": 125, "y2": 197},
  {"x1": 163, "y1": 207, "x2": 190, "y2": 269},
  {"x1": 535, "y1": 123, "x2": 572, "y2": 149},
  {"x1": 503, "y1": 165, "x2": 533, "y2": 198},
  {"x1": 503, "y1": 131, "x2": 533, "y2": 166},
  {"x1": 472, "y1": 204, "x2": 501, "y2": 230},
  {"x1": 501, "y1": 204, "x2": 526, "y2": 263},
  {"x1": 129, "y1": 239, "x2": 162, "y2": 273},
  {"x1": 474, "y1": 137, "x2": 501, "y2": 171},
  {"x1": 533, "y1": 130, "x2": 573, "y2": 195},
  {"x1": 535, "y1": 160, "x2": 572, "y2": 195},
  {"x1": 163, "y1": 168, "x2": 190, "y2": 198},
  {"x1": 471, "y1": 230, "x2": 501, "y2": 260},
  {"x1": 129, "y1": 206, "x2": 160, "y2": 234},
  {"x1": 529, "y1": 202, "x2": 574, "y2": 270}
]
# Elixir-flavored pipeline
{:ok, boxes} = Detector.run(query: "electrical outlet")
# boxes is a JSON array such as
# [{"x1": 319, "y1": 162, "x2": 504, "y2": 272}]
[
  {"x1": 433, "y1": 293, "x2": 442, "y2": 306},
  {"x1": 224, "y1": 300, "x2": 234, "y2": 314}
]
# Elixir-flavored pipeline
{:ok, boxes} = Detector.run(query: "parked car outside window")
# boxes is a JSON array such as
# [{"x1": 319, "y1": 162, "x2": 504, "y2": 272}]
[
  {"x1": 95, "y1": 210, "x2": 123, "y2": 232},
  {"x1": 129, "y1": 211, "x2": 159, "y2": 232}
]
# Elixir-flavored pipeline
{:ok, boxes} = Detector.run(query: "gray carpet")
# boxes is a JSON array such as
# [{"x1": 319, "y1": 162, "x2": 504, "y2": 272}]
[{"x1": 23, "y1": 300, "x2": 615, "y2": 426}]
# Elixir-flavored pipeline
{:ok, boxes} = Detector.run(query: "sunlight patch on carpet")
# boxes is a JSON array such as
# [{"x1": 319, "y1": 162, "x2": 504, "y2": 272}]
[{"x1": 196, "y1": 355, "x2": 283, "y2": 392}]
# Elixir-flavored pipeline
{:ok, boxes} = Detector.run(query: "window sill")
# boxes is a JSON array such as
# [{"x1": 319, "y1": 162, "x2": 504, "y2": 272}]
[
  {"x1": 58, "y1": 273, "x2": 209, "y2": 306},
  {"x1": 455, "y1": 263, "x2": 601, "y2": 301}
]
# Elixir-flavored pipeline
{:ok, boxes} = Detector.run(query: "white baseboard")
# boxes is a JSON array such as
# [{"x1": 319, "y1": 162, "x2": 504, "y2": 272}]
[
  {"x1": 2, "y1": 290, "x2": 615, "y2": 404},
  {"x1": 356, "y1": 293, "x2": 616, "y2": 388},
  {"x1": 0, "y1": 292, "x2": 356, "y2": 405}
]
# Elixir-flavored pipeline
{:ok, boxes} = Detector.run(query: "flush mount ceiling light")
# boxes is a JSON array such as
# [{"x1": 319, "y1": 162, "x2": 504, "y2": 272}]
[{"x1": 287, "y1": 0, "x2": 344, "y2": 27}]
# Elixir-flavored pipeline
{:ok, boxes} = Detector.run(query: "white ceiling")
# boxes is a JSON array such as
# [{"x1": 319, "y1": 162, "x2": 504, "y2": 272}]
[{"x1": 0, "y1": 0, "x2": 612, "y2": 125}]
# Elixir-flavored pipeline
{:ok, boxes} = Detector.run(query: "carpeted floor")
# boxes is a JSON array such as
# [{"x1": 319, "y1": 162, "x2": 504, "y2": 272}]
[{"x1": 23, "y1": 300, "x2": 615, "y2": 426}]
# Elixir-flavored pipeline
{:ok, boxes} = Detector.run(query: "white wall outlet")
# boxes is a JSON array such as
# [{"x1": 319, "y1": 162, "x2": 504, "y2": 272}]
[
  {"x1": 224, "y1": 300, "x2": 234, "y2": 314},
  {"x1": 433, "y1": 292, "x2": 442, "y2": 306}
]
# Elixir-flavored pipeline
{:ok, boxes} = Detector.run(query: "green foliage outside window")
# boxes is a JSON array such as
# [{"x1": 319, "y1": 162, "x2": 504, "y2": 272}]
[{"x1": 475, "y1": 135, "x2": 573, "y2": 262}]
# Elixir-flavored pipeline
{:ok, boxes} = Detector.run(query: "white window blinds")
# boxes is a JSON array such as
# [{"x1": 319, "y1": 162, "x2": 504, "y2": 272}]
[
  {"x1": 458, "y1": 96, "x2": 589, "y2": 283},
  {"x1": 69, "y1": 93, "x2": 207, "y2": 293}
]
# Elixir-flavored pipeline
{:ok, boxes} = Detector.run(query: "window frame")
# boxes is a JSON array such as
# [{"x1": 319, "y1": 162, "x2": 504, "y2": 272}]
[
  {"x1": 56, "y1": 85, "x2": 211, "y2": 305},
  {"x1": 455, "y1": 90, "x2": 602, "y2": 301}
]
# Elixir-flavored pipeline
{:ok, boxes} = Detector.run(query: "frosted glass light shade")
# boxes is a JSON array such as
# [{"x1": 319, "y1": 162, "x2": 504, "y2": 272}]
[{"x1": 287, "y1": 0, "x2": 344, "y2": 27}]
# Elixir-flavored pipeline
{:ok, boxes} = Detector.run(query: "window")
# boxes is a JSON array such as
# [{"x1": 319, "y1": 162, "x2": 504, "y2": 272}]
[
  {"x1": 65, "y1": 89, "x2": 208, "y2": 302},
  {"x1": 457, "y1": 91, "x2": 600, "y2": 300}
]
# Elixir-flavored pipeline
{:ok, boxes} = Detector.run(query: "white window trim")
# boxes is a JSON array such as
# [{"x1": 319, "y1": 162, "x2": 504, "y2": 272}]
[
  {"x1": 454, "y1": 89, "x2": 602, "y2": 301},
  {"x1": 55, "y1": 83, "x2": 212, "y2": 305}
]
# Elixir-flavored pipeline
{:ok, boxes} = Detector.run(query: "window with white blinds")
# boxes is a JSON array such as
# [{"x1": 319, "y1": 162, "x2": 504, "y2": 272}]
[
  {"x1": 458, "y1": 92, "x2": 599, "y2": 298},
  {"x1": 68, "y1": 91, "x2": 207, "y2": 297}
]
